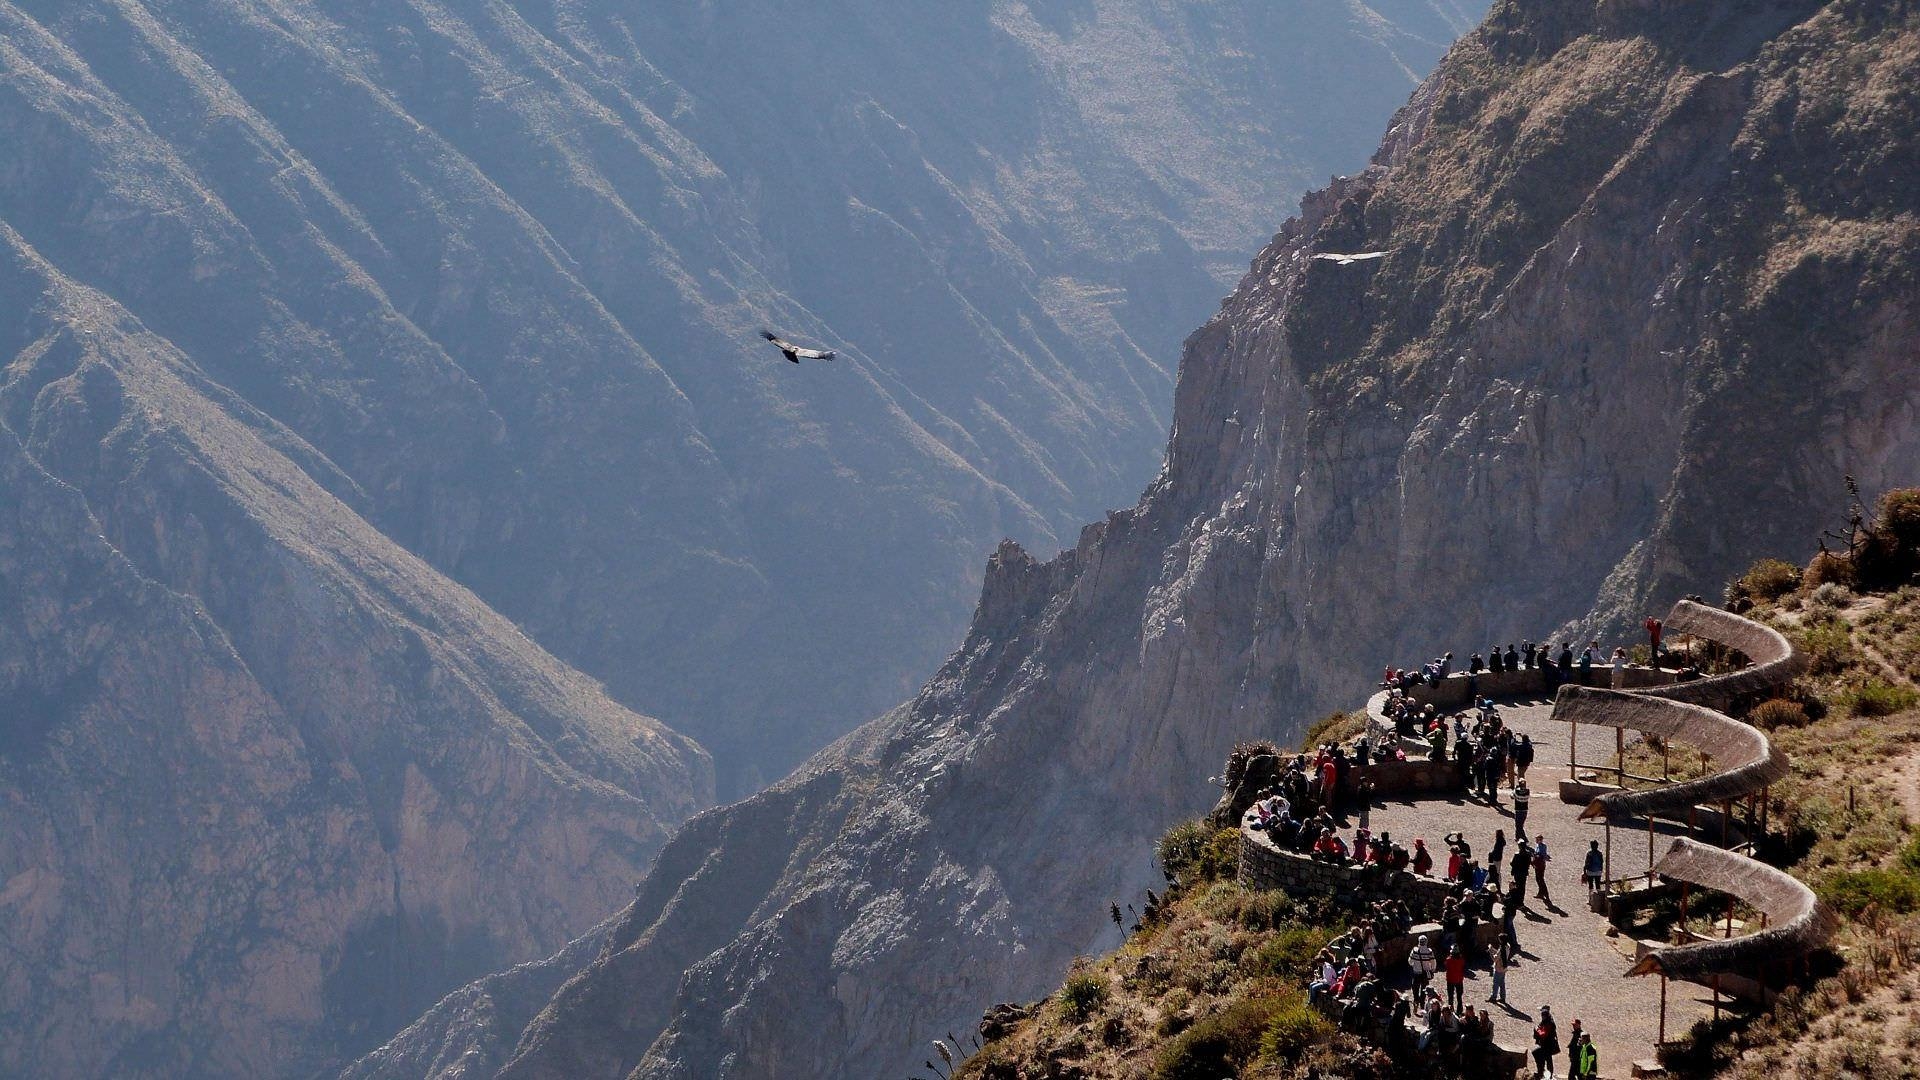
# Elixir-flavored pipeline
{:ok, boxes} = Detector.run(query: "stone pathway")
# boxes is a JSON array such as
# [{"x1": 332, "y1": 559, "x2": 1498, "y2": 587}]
[{"x1": 1362, "y1": 698, "x2": 1718, "y2": 1074}]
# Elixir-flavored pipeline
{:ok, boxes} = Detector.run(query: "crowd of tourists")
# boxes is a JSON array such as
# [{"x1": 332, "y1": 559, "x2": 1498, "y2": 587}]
[
  {"x1": 1298, "y1": 844, "x2": 1603, "y2": 1079},
  {"x1": 1382, "y1": 636, "x2": 1648, "y2": 702},
  {"x1": 1264, "y1": 672, "x2": 1631, "y2": 1078},
  {"x1": 1304, "y1": 892, "x2": 1600, "y2": 1078}
]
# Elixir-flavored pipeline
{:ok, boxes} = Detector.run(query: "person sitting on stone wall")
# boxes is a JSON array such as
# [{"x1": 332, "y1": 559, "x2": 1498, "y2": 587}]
[
  {"x1": 1309, "y1": 951, "x2": 1338, "y2": 1006},
  {"x1": 1489, "y1": 646, "x2": 1505, "y2": 674},
  {"x1": 1505, "y1": 643, "x2": 1520, "y2": 671}
]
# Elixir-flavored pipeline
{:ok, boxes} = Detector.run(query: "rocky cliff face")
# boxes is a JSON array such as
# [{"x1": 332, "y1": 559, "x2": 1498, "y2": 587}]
[
  {"x1": 0, "y1": 236, "x2": 712, "y2": 1078},
  {"x1": 360, "y1": 2, "x2": 1920, "y2": 1077},
  {"x1": 0, "y1": 0, "x2": 1476, "y2": 798}
]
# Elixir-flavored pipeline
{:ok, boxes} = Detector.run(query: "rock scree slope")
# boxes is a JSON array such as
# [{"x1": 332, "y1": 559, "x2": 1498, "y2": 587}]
[{"x1": 358, "y1": 1, "x2": 1920, "y2": 1077}]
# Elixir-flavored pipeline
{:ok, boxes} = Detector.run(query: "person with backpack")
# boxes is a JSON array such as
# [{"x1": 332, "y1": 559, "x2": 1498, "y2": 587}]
[
  {"x1": 1514, "y1": 733, "x2": 1535, "y2": 778},
  {"x1": 1412, "y1": 838, "x2": 1434, "y2": 876},
  {"x1": 1583, "y1": 840, "x2": 1605, "y2": 893},
  {"x1": 1570, "y1": 1032, "x2": 1598, "y2": 1079},
  {"x1": 1532, "y1": 835, "x2": 1552, "y2": 902},
  {"x1": 1532, "y1": 1005, "x2": 1560, "y2": 1079}
]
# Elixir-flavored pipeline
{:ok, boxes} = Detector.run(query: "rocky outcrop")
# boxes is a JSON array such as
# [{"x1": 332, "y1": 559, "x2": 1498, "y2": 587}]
[
  {"x1": 358, "y1": 2, "x2": 1920, "y2": 1078},
  {"x1": 0, "y1": 237, "x2": 710, "y2": 1078},
  {"x1": 0, "y1": 0, "x2": 1477, "y2": 798}
]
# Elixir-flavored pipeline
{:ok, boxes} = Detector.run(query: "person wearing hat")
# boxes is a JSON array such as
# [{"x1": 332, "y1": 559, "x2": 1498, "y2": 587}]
[
  {"x1": 1532, "y1": 1005, "x2": 1559, "y2": 1079},
  {"x1": 1570, "y1": 1031, "x2": 1598, "y2": 1079}
]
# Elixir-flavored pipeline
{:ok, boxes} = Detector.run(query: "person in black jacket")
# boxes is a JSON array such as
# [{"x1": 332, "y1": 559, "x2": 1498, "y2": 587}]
[{"x1": 1532, "y1": 1005, "x2": 1559, "y2": 1079}]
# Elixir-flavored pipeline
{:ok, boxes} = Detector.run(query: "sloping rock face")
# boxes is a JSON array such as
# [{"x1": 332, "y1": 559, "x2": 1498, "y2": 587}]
[
  {"x1": 371, "y1": 2, "x2": 1920, "y2": 1077},
  {"x1": 0, "y1": 239, "x2": 711, "y2": 1077},
  {"x1": 0, "y1": 0, "x2": 1476, "y2": 797}
]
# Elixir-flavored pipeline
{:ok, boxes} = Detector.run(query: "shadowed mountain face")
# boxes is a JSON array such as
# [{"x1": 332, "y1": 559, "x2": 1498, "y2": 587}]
[
  {"x1": 0, "y1": 0, "x2": 1477, "y2": 799},
  {"x1": 0, "y1": 1, "x2": 1483, "y2": 1074},
  {"x1": 0, "y1": 236, "x2": 712, "y2": 1080},
  {"x1": 355, "y1": 2, "x2": 1920, "y2": 1078}
]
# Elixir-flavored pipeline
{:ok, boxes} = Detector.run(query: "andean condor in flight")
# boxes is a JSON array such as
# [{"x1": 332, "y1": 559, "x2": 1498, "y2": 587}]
[{"x1": 760, "y1": 331, "x2": 836, "y2": 363}]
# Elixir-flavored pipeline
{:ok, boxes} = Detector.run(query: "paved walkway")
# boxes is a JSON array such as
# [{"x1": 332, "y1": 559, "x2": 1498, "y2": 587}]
[{"x1": 1364, "y1": 697, "x2": 1717, "y2": 1073}]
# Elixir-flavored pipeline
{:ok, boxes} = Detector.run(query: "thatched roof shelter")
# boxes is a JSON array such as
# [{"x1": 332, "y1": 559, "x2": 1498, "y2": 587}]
[
  {"x1": 1644, "y1": 599, "x2": 1810, "y2": 708},
  {"x1": 1627, "y1": 838, "x2": 1838, "y2": 980},
  {"x1": 1560, "y1": 689, "x2": 1787, "y2": 822},
  {"x1": 1553, "y1": 599, "x2": 1803, "y2": 824}
]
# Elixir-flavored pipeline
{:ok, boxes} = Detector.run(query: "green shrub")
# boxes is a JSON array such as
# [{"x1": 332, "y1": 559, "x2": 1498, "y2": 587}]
[
  {"x1": 1858, "y1": 488, "x2": 1920, "y2": 590},
  {"x1": 1058, "y1": 971, "x2": 1109, "y2": 1020},
  {"x1": 1244, "y1": 924, "x2": 1335, "y2": 979},
  {"x1": 1748, "y1": 698, "x2": 1810, "y2": 730},
  {"x1": 1739, "y1": 558, "x2": 1803, "y2": 602},
  {"x1": 1258, "y1": 993, "x2": 1331, "y2": 1062},
  {"x1": 1880, "y1": 489, "x2": 1920, "y2": 551},
  {"x1": 1149, "y1": 999, "x2": 1277, "y2": 1080},
  {"x1": 1157, "y1": 821, "x2": 1212, "y2": 882},
  {"x1": 1803, "y1": 552, "x2": 1856, "y2": 591},
  {"x1": 1301, "y1": 711, "x2": 1365, "y2": 750},
  {"x1": 1820, "y1": 868, "x2": 1920, "y2": 916},
  {"x1": 1156, "y1": 821, "x2": 1242, "y2": 885},
  {"x1": 1796, "y1": 620, "x2": 1857, "y2": 676},
  {"x1": 1835, "y1": 679, "x2": 1920, "y2": 718}
]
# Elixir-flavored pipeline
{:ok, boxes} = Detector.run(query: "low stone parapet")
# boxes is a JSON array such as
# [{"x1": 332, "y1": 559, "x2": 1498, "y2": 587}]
[
  {"x1": 1353, "y1": 757, "x2": 1464, "y2": 796},
  {"x1": 1238, "y1": 819, "x2": 1456, "y2": 916}
]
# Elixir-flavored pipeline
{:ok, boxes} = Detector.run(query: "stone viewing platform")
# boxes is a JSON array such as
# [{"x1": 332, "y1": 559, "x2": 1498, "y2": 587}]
[{"x1": 1241, "y1": 599, "x2": 1834, "y2": 1076}]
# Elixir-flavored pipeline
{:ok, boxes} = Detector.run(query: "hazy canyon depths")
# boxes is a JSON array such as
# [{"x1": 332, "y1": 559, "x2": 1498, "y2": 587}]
[
  {"x1": 350, "y1": 1, "x2": 1920, "y2": 1078},
  {"x1": 0, "y1": 1, "x2": 1485, "y2": 1077}
]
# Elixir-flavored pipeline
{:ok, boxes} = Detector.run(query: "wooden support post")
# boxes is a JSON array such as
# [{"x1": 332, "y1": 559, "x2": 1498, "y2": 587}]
[
  {"x1": 1712, "y1": 972, "x2": 1722, "y2": 1024},
  {"x1": 1604, "y1": 821, "x2": 1612, "y2": 886},
  {"x1": 1648, "y1": 812, "x2": 1656, "y2": 882},
  {"x1": 1616, "y1": 726, "x2": 1626, "y2": 790},
  {"x1": 1722, "y1": 798, "x2": 1732, "y2": 848},
  {"x1": 1571, "y1": 717, "x2": 1579, "y2": 780},
  {"x1": 1659, "y1": 973, "x2": 1669, "y2": 1045}
]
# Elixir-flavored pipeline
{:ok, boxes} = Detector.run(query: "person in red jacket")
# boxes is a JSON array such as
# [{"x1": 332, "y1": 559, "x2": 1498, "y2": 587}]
[
  {"x1": 1412, "y1": 838, "x2": 1434, "y2": 876},
  {"x1": 1444, "y1": 945, "x2": 1468, "y2": 1012}
]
